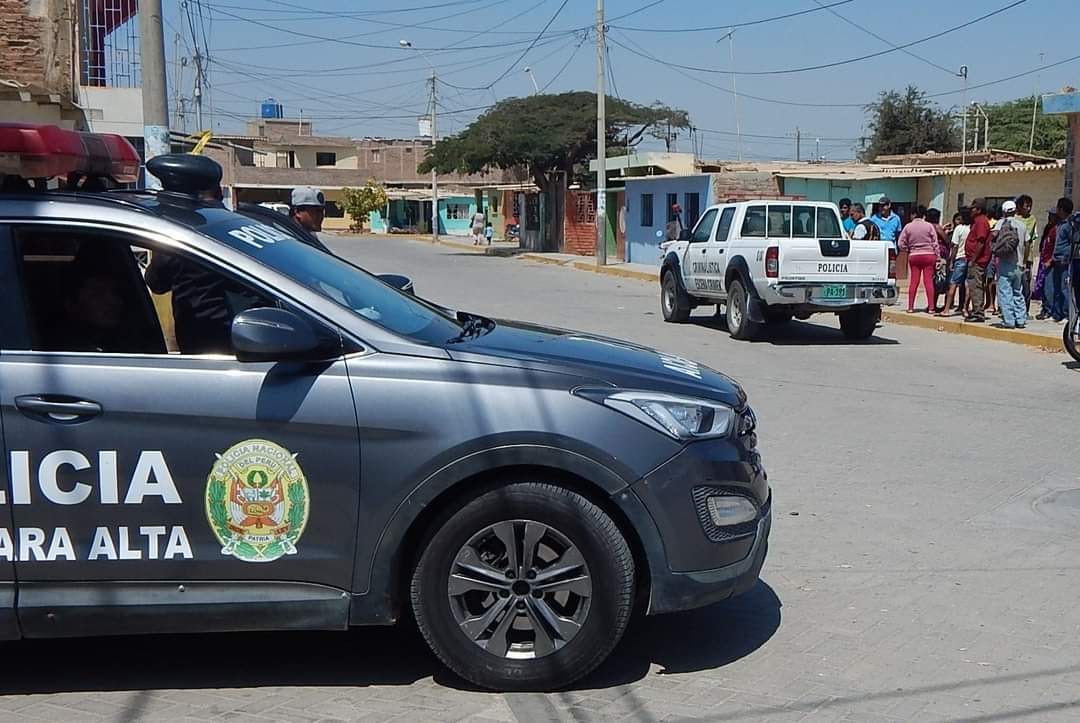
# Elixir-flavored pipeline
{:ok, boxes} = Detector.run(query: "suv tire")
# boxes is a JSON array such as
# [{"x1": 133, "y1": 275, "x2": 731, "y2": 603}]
[
  {"x1": 661, "y1": 270, "x2": 691, "y2": 323},
  {"x1": 411, "y1": 482, "x2": 634, "y2": 691},
  {"x1": 725, "y1": 278, "x2": 762, "y2": 340},
  {"x1": 839, "y1": 305, "x2": 880, "y2": 340}
]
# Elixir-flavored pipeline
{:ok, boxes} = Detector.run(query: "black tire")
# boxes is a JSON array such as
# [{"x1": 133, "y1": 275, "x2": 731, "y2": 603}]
[
  {"x1": 1064, "y1": 316, "x2": 1080, "y2": 363},
  {"x1": 411, "y1": 482, "x2": 634, "y2": 691},
  {"x1": 764, "y1": 307, "x2": 793, "y2": 325},
  {"x1": 839, "y1": 305, "x2": 880, "y2": 340},
  {"x1": 661, "y1": 270, "x2": 690, "y2": 323},
  {"x1": 725, "y1": 277, "x2": 762, "y2": 340}
]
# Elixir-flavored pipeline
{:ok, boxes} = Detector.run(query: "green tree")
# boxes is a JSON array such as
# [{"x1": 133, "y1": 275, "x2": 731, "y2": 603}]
[
  {"x1": 341, "y1": 179, "x2": 388, "y2": 233},
  {"x1": 420, "y1": 92, "x2": 688, "y2": 247},
  {"x1": 421, "y1": 92, "x2": 688, "y2": 191},
  {"x1": 863, "y1": 86, "x2": 958, "y2": 161},
  {"x1": 982, "y1": 95, "x2": 1067, "y2": 157}
]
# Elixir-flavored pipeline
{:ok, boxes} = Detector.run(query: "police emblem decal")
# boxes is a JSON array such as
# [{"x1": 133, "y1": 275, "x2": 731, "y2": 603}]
[{"x1": 205, "y1": 439, "x2": 309, "y2": 562}]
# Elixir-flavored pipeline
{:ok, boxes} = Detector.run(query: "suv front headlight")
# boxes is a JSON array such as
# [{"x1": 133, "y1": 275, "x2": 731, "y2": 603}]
[{"x1": 576, "y1": 389, "x2": 736, "y2": 441}]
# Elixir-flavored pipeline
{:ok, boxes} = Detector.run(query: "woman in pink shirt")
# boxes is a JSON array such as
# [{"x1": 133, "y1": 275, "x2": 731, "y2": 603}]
[{"x1": 898, "y1": 210, "x2": 941, "y2": 312}]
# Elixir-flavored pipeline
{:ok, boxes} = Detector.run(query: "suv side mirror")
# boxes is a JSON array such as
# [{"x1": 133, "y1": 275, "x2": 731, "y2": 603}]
[
  {"x1": 678, "y1": 229, "x2": 693, "y2": 241},
  {"x1": 231, "y1": 307, "x2": 337, "y2": 362}
]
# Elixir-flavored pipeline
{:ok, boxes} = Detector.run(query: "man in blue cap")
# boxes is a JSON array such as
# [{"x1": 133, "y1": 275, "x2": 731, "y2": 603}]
[{"x1": 290, "y1": 186, "x2": 325, "y2": 234}]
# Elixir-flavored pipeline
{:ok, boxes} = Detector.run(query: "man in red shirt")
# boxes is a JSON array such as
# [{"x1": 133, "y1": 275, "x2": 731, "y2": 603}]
[{"x1": 964, "y1": 198, "x2": 992, "y2": 323}]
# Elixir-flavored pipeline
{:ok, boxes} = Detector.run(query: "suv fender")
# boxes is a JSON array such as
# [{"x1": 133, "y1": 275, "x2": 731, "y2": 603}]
[
  {"x1": 660, "y1": 251, "x2": 697, "y2": 308},
  {"x1": 349, "y1": 442, "x2": 647, "y2": 625},
  {"x1": 724, "y1": 256, "x2": 767, "y2": 324}
]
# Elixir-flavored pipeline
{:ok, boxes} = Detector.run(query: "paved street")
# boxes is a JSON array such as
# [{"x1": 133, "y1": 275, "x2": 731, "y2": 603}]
[{"x1": 4, "y1": 235, "x2": 1080, "y2": 723}]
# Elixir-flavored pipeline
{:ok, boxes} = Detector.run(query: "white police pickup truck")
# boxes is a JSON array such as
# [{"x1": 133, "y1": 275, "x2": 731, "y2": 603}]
[{"x1": 660, "y1": 200, "x2": 898, "y2": 340}]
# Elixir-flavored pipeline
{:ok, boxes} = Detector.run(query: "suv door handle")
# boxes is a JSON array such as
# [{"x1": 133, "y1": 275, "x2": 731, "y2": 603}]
[{"x1": 15, "y1": 395, "x2": 102, "y2": 422}]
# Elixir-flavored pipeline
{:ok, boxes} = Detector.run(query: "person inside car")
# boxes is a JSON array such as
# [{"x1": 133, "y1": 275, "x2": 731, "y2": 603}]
[{"x1": 290, "y1": 186, "x2": 325, "y2": 234}]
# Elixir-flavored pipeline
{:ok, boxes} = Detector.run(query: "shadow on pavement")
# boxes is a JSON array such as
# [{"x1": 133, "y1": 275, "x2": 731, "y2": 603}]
[
  {"x1": 0, "y1": 581, "x2": 780, "y2": 695},
  {"x1": 1063, "y1": 360, "x2": 1080, "y2": 371},
  {"x1": 578, "y1": 580, "x2": 781, "y2": 688},
  {"x1": 691, "y1": 316, "x2": 900, "y2": 346}
]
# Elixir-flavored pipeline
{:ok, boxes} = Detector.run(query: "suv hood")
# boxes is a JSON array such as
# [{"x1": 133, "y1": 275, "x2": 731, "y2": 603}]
[{"x1": 446, "y1": 319, "x2": 746, "y2": 408}]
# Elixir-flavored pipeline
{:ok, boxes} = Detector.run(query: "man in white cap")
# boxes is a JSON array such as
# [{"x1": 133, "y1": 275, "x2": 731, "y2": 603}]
[
  {"x1": 991, "y1": 199, "x2": 1027, "y2": 328},
  {"x1": 290, "y1": 186, "x2": 325, "y2": 234}
]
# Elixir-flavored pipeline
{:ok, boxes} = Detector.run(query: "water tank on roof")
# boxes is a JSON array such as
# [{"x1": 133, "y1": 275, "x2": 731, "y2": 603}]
[{"x1": 260, "y1": 99, "x2": 283, "y2": 119}]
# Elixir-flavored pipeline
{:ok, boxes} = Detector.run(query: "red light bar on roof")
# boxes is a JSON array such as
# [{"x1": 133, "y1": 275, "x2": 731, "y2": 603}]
[{"x1": 0, "y1": 123, "x2": 140, "y2": 184}]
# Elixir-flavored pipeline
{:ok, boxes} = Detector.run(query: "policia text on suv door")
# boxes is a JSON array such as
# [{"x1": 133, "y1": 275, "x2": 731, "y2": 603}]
[{"x1": 0, "y1": 126, "x2": 771, "y2": 692}]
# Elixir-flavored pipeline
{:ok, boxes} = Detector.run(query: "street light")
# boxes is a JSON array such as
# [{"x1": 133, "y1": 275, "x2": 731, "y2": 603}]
[
  {"x1": 524, "y1": 66, "x2": 539, "y2": 94},
  {"x1": 401, "y1": 39, "x2": 439, "y2": 242}
]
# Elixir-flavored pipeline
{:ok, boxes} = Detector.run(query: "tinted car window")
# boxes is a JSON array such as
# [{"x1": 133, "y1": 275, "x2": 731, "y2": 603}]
[
  {"x1": 202, "y1": 217, "x2": 461, "y2": 345},
  {"x1": 714, "y1": 207, "x2": 736, "y2": 242},
  {"x1": 690, "y1": 208, "x2": 718, "y2": 243},
  {"x1": 767, "y1": 205, "x2": 792, "y2": 238},
  {"x1": 817, "y1": 207, "x2": 843, "y2": 237},
  {"x1": 741, "y1": 206, "x2": 766, "y2": 237},
  {"x1": 793, "y1": 205, "x2": 816, "y2": 238}
]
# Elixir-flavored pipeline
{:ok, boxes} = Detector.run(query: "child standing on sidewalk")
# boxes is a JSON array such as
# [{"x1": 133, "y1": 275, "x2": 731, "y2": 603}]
[{"x1": 484, "y1": 222, "x2": 494, "y2": 245}]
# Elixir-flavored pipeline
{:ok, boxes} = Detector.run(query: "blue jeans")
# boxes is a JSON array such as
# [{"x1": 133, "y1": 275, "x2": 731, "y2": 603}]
[
  {"x1": 1044, "y1": 264, "x2": 1068, "y2": 320},
  {"x1": 996, "y1": 263, "x2": 1026, "y2": 327}
]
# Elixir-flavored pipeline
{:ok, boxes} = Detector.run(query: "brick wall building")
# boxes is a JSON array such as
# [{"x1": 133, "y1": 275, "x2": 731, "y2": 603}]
[{"x1": 0, "y1": 0, "x2": 84, "y2": 128}]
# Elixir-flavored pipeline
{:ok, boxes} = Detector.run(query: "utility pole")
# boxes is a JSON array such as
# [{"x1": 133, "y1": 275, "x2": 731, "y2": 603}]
[
  {"x1": 139, "y1": 0, "x2": 170, "y2": 190},
  {"x1": 795, "y1": 127, "x2": 801, "y2": 161},
  {"x1": 595, "y1": 0, "x2": 606, "y2": 267},
  {"x1": 193, "y1": 49, "x2": 204, "y2": 131},
  {"x1": 815, "y1": 137, "x2": 821, "y2": 161},
  {"x1": 719, "y1": 29, "x2": 741, "y2": 161},
  {"x1": 1028, "y1": 51, "x2": 1044, "y2": 154},
  {"x1": 430, "y1": 70, "x2": 439, "y2": 242},
  {"x1": 525, "y1": 66, "x2": 539, "y2": 94},
  {"x1": 959, "y1": 65, "x2": 968, "y2": 167}
]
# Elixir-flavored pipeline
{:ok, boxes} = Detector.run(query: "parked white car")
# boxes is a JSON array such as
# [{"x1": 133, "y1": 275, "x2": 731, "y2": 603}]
[
  {"x1": 259, "y1": 201, "x2": 291, "y2": 215},
  {"x1": 659, "y1": 200, "x2": 898, "y2": 339}
]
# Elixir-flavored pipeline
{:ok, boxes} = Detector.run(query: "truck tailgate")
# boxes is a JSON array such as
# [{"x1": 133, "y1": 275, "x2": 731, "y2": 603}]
[{"x1": 779, "y1": 238, "x2": 889, "y2": 283}]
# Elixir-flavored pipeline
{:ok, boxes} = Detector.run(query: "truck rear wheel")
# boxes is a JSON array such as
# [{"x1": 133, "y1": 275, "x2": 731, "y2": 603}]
[
  {"x1": 411, "y1": 482, "x2": 634, "y2": 691},
  {"x1": 725, "y1": 278, "x2": 762, "y2": 340},
  {"x1": 839, "y1": 306, "x2": 880, "y2": 340},
  {"x1": 661, "y1": 271, "x2": 690, "y2": 323}
]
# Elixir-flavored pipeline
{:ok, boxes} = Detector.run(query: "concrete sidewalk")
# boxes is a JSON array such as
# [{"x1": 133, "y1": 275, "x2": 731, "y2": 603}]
[{"x1": 347, "y1": 231, "x2": 1065, "y2": 352}]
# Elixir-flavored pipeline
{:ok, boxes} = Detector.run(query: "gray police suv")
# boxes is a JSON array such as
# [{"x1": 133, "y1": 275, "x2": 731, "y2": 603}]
[{"x1": 0, "y1": 128, "x2": 770, "y2": 691}]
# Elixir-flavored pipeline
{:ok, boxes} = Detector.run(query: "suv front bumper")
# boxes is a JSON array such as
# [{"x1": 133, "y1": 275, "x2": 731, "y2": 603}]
[{"x1": 627, "y1": 436, "x2": 772, "y2": 615}]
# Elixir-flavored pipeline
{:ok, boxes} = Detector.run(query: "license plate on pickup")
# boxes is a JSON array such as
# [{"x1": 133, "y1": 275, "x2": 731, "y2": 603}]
[{"x1": 819, "y1": 284, "x2": 850, "y2": 300}]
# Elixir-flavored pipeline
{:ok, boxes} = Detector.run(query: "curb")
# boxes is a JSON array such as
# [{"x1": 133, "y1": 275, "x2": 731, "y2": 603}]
[
  {"x1": 569, "y1": 260, "x2": 656, "y2": 282},
  {"x1": 880, "y1": 309, "x2": 1061, "y2": 351}
]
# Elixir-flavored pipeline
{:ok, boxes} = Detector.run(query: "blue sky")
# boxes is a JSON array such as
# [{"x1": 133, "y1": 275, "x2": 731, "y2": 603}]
[{"x1": 164, "y1": 0, "x2": 1080, "y2": 160}]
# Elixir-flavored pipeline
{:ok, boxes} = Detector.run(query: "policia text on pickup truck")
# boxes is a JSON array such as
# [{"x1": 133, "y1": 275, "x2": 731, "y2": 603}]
[{"x1": 0, "y1": 124, "x2": 771, "y2": 691}]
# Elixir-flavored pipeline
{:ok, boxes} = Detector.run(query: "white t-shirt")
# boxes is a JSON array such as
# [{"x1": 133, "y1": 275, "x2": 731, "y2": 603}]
[
  {"x1": 950, "y1": 224, "x2": 969, "y2": 262},
  {"x1": 852, "y1": 221, "x2": 868, "y2": 240}
]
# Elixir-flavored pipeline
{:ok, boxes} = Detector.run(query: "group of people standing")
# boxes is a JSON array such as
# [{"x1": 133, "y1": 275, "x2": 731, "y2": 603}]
[{"x1": 838, "y1": 195, "x2": 1080, "y2": 329}]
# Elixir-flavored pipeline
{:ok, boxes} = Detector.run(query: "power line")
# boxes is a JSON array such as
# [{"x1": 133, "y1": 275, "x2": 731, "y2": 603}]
[
  {"x1": 448, "y1": 0, "x2": 572, "y2": 91},
  {"x1": 542, "y1": 30, "x2": 590, "y2": 91},
  {"x1": 207, "y1": 2, "x2": 575, "y2": 52},
  {"x1": 612, "y1": 0, "x2": 856, "y2": 32},
  {"x1": 611, "y1": 0, "x2": 1027, "y2": 77},
  {"x1": 810, "y1": 0, "x2": 955, "y2": 76},
  {"x1": 606, "y1": 31, "x2": 866, "y2": 107}
]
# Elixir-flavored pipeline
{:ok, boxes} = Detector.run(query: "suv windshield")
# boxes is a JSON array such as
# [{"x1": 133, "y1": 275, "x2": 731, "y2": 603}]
[{"x1": 202, "y1": 216, "x2": 462, "y2": 345}]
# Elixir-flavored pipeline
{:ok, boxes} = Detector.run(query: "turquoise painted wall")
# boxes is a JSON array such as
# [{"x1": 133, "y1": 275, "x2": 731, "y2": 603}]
[
  {"x1": 439, "y1": 195, "x2": 478, "y2": 236},
  {"x1": 783, "y1": 176, "x2": 918, "y2": 208}
]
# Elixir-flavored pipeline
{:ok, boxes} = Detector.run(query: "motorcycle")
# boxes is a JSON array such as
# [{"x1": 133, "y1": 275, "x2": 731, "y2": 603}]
[{"x1": 1064, "y1": 214, "x2": 1080, "y2": 363}]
